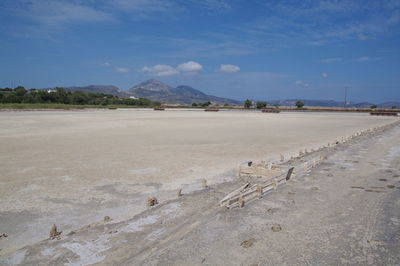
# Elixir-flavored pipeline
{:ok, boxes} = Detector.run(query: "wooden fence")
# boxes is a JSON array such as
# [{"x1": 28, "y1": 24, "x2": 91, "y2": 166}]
[{"x1": 220, "y1": 155, "x2": 326, "y2": 209}]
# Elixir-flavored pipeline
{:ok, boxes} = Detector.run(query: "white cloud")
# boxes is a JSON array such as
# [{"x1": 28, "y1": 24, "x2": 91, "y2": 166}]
[
  {"x1": 176, "y1": 61, "x2": 203, "y2": 72},
  {"x1": 142, "y1": 64, "x2": 179, "y2": 76},
  {"x1": 115, "y1": 67, "x2": 129, "y2": 73},
  {"x1": 294, "y1": 80, "x2": 310, "y2": 87},
  {"x1": 217, "y1": 64, "x2": 240, "y2": 73},
  {"x1": 12, "y1": 0, "x2": 114, "y2": 26},
  {"x1": 101, "y1": 62, "x2": 129, "y2": 72},
  {"x1": 250, "y1": 1, "x2": 400, "y2": 47},
  {"x1": 142, "y1": 61, "x2": 203, "y2": 76},
  {"x1": 320, "y1": 57, "x2": 343, "y2": 63},
  {"x1": 106, "y1": 0, "x2": 181, "y2": 19},
  {"x1": 353, "y1": 56, "x2": 382, "y2": 62},
  {"x1": 187, "y1": 0, "x2": 231, "y2": 11},
  {"x1": 354, "y1": 56, "x2": 370, "y2": 62},
  {"x1": 321, "y1": 73, "x2": 328, "y2": 78}
]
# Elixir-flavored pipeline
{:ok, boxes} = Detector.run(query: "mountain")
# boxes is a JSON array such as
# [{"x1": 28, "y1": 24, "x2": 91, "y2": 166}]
[
  {"x1": 52, "y1": 81, "x2": 399, "y2": 108},
  {"x1": 268, "y1": 99, "x2": 375, "y2": 108},
  {"x1": 65, "y1": 85, "x2": 130, "y2": 98},
  {"x1": 128, "y1": 79, "x2": 241, "y2": 105},
  {"x1": 378, "y1": 101, "x2": 400, "y2": 109},
  {"x1": 127, "y1": 79, "x2": 175, "y2": 100}
]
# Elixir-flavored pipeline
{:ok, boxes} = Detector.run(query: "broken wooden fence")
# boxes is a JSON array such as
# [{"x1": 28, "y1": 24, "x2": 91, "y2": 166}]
[
  {"x1": 221, "y1": 155, "x2": 325, "y2": 209},
  {"x1": 220, "y1": 167, "x2": 294, "y2": 209}
]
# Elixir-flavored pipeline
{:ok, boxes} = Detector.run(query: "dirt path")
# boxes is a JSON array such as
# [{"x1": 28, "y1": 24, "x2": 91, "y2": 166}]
[{"x1": 1, "y1": 122, "x2": 399, "y2": 265}]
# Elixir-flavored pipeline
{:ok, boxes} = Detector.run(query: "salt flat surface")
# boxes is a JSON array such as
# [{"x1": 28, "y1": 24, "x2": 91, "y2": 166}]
[{"x1": 0, "y1": 109, "x2": 396, "y2": 254}]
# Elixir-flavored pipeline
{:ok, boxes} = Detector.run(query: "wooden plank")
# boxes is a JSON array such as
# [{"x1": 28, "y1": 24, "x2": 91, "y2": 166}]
[
  {"x1": 222, "y1": 166, "x2": 298, "y2": 208},
  {"x1": 220, "y1": 182, "x2": 250, "y2": 204}
]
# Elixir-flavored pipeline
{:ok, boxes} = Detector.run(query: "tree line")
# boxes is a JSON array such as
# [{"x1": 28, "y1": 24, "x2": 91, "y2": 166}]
[
  {"x1": 0, "y1": 87, "x2": 161, "y2": 106},
  {"x1": 243, "y1": 100, "x2": 288, "y2": 109}
]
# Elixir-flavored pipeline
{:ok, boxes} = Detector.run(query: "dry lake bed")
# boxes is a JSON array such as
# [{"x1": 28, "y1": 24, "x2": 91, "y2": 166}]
[{"x1": 0, "y1": 109, "x2": 398, "y2": 257}]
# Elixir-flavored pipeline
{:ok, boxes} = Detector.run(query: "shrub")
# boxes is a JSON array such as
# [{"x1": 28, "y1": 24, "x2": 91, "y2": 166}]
[
  {"x1": 244, "y1": 99, "x2": 252, "y2": 108},
  {"x1": 256, "y1": 101, "x2": 267, "y2": 109},
  {"x1": 295, "y1": 100, "x2": 304, "y2": 108}
]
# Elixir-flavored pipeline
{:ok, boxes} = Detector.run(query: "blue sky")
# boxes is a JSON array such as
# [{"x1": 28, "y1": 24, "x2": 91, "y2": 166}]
[{"x1": 1, "y1": 0, "x2": 399, "y2": 103}]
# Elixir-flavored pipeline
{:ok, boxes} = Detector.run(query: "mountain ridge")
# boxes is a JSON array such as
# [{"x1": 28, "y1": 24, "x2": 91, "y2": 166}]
[
  {"x1": 56, "y1": 80, "x2": 399, "y2": 108},
  {"x1": 127, "y1": 79, "x2": 241, "y2": 105}
]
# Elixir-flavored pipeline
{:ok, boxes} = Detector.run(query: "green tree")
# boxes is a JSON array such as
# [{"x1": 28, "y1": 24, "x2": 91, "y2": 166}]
[
  {"x1": 244, "y1": 99, "x2": 252, "y2": 108},
  {"x1": 71, "y1": 91, "x2": 89, "y2": 105},
  {"x1": 391, "y1": 106, "x2": 397, "y2": 109},
  {"x1": 256, "y1": 101, "x2": 267, "y2": 109},
  {"x1": 200, "y1": 101, "x2": 211, "y2": 107},
  {"x1": 3, "y1": 93, "x2": 21, "y2": 103},
  {"x1": 192, "y1": 103, "x2": 198, "y2": 107},
  {"x1": 14, "y1": 86, "x2": 27, "y2": 97},
  {"x1": 100, "y1": 99, "x2": 109, "y2": 106},
  {"x1": 295, "y1": 100, "x2": 304, "y2": 108},
  {"x1": 55, "y1": 87, "x2": 69, "y2": 104},
  {"x1": 273, "y1": 103, "x2": 280, "y2": 108},
  {"x1": 370, "y1": 105, "x2": 377, "y2": 109}
]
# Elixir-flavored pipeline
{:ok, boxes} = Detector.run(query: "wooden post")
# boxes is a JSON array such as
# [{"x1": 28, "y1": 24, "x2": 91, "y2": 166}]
[
  {"x1": 238, "y1": 195, "x2": 245, "y2": 208},
  {"x1": 272, "y1": 178, "x2": 278, "y2": 190},
  {"x1": 49, "y1": 224, "x2": 58, "y2": 238},
  {"x1": 177, "y1": 188, "x2": 183, "y2": 197},
  {"x1": 280, "y1": 154, "x2": 284, "y2": 162},
  {"x1": 256, "y1": 186, "x2": 263, "y2": 198},
  {"x1": 202, "y1": 179, "x2": 208, "y2": 189},
  {"x1": 286, "y1": 167, "x2": 294, "y2": 180}
]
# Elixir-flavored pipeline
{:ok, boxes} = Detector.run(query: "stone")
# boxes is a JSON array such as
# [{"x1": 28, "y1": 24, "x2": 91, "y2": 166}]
[{"x1": 271, "y1": 224, "x2": 282, "y2": 232}]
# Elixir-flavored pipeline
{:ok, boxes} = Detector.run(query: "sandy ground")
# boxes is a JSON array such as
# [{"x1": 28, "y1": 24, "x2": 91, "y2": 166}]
[
  {"x1": 0, "y1": 109, "x2": 397, "y2": 256},
  {"x1": 1, "y1": 116, "x2": 399, "y2": 265}
]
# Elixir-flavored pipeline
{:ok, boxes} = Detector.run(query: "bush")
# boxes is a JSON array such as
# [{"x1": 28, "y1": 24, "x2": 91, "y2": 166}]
[
  {"x1": 370, "y1": 105, "x2": 377, "y2": 109},
  {"x1": 244, "y1": 99, "x2": 252, "y2": 108},
  {"x1": 256, "y1": 101, "x2": 267, "y2": 109},
  {"x1": 295, "y1": 100, "x2": 304, "y2": 108},
  {"x1": 200, "y1": 101, "x2": 211, "y2": 107}
]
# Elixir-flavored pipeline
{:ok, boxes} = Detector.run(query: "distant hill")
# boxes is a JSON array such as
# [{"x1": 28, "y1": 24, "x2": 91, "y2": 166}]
[
  {"x1": 378, "y1": 102, "x2": 400, "y2": 109},
  {"x1": 268, "y1": 99, "x2": 377, "y2": 108},
  {"x1": 128, "y1": 79, "x2": 241, "y2": 105},
  {"x1": 50, "y1": 81, "x2": 399, "y2": 108}
]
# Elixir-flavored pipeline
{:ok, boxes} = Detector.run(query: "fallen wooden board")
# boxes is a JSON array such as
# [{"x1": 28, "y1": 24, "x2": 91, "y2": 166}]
[
  {"x1": 222, "y1": 169, "x2": 290, "y2": 208},
  {"x1": 219, "y1": 182, "x2": 250, "y2": 204}
]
